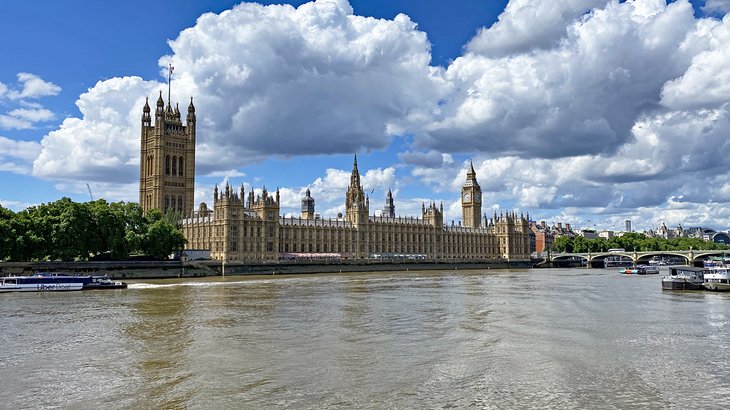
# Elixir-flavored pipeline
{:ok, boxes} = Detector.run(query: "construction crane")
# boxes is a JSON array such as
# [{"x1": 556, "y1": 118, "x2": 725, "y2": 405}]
[{"x1": 87, "y1": 183, "x2": 94, "y2": 201}]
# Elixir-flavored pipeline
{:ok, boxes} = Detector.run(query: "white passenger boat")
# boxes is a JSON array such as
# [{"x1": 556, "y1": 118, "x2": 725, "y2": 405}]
[
  {"x1": 703, "y1": 267, "x2": 730, "y2": 291},
  {"x1": 0, "y1": 273, "x2": 126, "y2": 293}
]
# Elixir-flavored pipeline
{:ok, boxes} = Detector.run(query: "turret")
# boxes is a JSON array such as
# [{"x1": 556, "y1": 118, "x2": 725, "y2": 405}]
[
  {"x1": 142, "y1": 97, "x2": 151, "y2": 127},
  {"x1": 383, "y1": 189, "x2": 395, "y2": 218},
  {"x1": 301, "y1": 188, "x2": 315, "y2": 220},
  {"x1": 423, "y1": 200, "x2": 443, "y2": 228},
  {"x1": 155, "y1": 91, "x2": 164, "y2": 116},
  {"x1": 187, "y1": 97, "x2": 196, "y2": 123}
]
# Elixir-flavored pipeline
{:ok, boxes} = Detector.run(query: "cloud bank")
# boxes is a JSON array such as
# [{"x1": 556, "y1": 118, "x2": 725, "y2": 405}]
[{"x1": 23, "y1": 0, "x2": 730, "y2": 229}]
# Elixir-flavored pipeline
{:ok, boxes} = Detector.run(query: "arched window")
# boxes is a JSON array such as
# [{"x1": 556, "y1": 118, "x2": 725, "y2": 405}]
[
  {"x1": 172, "y1": 156, "x2": 177, "y2": 176},
  {"x1": 178, "y1": 157, "x2": 184, "y2": 177},
  {"x1": 165, "y1": 155, "x2": 171, "y2": 175},
  {"x1": 164, "y1": 195, "x2": 170, "y2": 211},
  {"x1": 178, "y1": 196, "x2": 183, "y2": 213}
]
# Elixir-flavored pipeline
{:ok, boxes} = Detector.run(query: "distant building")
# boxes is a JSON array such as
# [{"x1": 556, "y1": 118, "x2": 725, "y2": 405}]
[
  {"x1": 551, "y1": 222, "x2": 575, "y2": 239},
  {"x1": 625, "y1": 219, "x2": 632, "y2": 233},
  {"x1": 576, "y1": 229, "x2": 598, "y2": 240},
  {"x1": 530, "y1": 221, "x2": 553, "y2": 252},
  {"x1": 646, "y1": 224, "x2": 730, "y2": 243}
]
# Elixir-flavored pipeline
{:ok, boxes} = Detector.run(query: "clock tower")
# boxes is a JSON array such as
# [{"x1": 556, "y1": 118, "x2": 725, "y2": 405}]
[{"x1": 461, "y1": 161, "x2": 482, "y2": 228}]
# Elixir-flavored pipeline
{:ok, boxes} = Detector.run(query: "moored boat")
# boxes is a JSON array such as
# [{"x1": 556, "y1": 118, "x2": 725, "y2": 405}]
[
  {"x1": 619, "y1": 265, "x2": 660, "y2": 275},
  {"x1": 662, "y1": 267, "x2": 706, "y2": 290},
  {"x1": 85, "y1": 275, "x2": 128, "y2": 290},
  {"x1": 605, "y1": 255, "x2": 633, "y2": 268},
  {"x1": 0, "y1": 273, "x2": 126, "y2": 293},
  {"x1": 649, "y1": 256, "x2": 669, "y2": 266},
  {"x1": 703, "y1": 267, "x2": 730, "y2": 291}
]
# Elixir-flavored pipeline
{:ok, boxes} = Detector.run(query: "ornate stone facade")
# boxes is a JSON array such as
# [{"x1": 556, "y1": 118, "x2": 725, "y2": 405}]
[
  {"x1": 139, "y1": 96, "x2": 532, "y2": 262},
  {"x1": 139, "y1": 92, "x2": 196, "y2": 216}
]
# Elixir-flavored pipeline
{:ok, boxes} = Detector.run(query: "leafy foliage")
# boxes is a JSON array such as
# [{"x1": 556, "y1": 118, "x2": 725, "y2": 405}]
[
  {"x1": 0, "y1": 199, "x2": 187, "y2": 261},
  {"x1": 550, "y1": 232, "x2": 730, "y2": 253}
]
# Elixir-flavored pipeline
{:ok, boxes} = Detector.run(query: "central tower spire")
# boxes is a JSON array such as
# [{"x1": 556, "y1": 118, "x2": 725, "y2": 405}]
[{"x1": 345, "y1": 154, "x2": 368, "y2": 225}]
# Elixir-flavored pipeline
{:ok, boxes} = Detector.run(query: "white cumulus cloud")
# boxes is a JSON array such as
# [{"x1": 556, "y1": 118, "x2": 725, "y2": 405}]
[
  {"x1": 0, "y1": 136, "x2": 43, "y2": 174},
  {"x1": 33, "y1": 76, "x2": 161, "y2": 182},
  {"x1": 466, "y1": 0, "x2": 610, "y2": 58},
  {"x1": 6, "y1": 73, "x2": 61, "y2": 100},
  {"x1": 421, "y1": 0, "x2": 698, "y2": 159}
]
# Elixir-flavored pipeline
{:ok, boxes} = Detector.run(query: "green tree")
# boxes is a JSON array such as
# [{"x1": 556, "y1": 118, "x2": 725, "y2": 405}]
[
  {"x1": 552, "y1": 236, "x2": 573, "y2": 252},
  {"x1": 0, "y1": 199, "x2": 187, "y2": 261},
  {"x1": 572, "y1": 236, "x2": 591, "y2": 253},
  {"x1": 88, "y1": 200, "x2": 129, "y2": 259},
  {"x1": 0, "y1": 205, "x2": 14, "y2": 260},
  {"x1": 51, "y1": 198, "x2": 94, "y2": 260},
  {"x1": 590, "y1": 237, "x2": 609, "y2": 252},
  {"x1": 142, "y1": 218, "x2": 186, "y2": 260}
]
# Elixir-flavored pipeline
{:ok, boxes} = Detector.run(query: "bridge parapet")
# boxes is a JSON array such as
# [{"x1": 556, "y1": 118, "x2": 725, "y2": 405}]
[{"x1": 548, "y1": 249, "x2": 727, "y2": 266}]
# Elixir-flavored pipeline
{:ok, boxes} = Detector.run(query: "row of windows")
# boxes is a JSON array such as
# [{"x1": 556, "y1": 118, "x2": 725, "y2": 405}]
[
  {"x1": 165, "y1": 195, "x2": 184, "y2": 213},
  {"x1": 143, "y1": 154, "x2": 186, "y2": 177},
  {"x1": 166, "y1": 155, "x2": 184, "y2": 176}
]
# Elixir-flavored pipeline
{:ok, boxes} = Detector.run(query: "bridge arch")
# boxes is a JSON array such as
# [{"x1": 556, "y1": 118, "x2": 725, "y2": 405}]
[{"x1": 547, "y1": 249, "x2": 730, "y2": 267}]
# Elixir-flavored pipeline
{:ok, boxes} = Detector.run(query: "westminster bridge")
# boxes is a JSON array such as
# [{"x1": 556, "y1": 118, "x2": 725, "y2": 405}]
[{"x1": 546, "y1": 249, "x2": 727, "y2": 267}]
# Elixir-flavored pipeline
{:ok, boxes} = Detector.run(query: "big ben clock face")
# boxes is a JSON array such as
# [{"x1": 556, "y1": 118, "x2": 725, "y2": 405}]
[
  {"x1": 463, "y1": 192, "x2": 471, "y2": 201},
  {"x1": 475, "y1": 193, "x2": 480, "y2": 201}
]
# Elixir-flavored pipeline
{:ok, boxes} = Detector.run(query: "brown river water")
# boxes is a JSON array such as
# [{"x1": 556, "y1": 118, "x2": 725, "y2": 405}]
[{"x1": 1, "y1": 268, "x2": 728, "y2": 409}]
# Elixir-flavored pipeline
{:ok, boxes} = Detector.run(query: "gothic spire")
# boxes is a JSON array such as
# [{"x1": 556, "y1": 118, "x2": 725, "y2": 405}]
[
  {"x1": 467, "y1": 160, "x2": 476, "y2": 179},
  {"x1": 156, "y1": 90, "x2": 164, "y2": 109}
]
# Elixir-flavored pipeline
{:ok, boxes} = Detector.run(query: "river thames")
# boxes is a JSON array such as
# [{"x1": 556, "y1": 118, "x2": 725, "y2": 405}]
[{"x1": 1, "y1": 268, "x2": 728, "y2": 409}]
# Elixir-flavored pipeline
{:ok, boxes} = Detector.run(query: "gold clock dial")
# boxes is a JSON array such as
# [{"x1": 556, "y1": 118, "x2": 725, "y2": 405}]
[{"x1": 463, "y1": 193, "x2": 471, "y2": 201}]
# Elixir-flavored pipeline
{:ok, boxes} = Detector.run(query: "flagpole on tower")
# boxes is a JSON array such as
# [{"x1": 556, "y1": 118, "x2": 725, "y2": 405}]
[{"x1": 167, "y1": 63, "x2": 174, "y2": 107}]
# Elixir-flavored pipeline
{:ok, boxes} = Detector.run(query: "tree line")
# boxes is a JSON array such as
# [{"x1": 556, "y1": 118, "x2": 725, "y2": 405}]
[
  {"x1": 0, "y1": 198, "x2": 185, "y2": 262},
  {"x1": 551, "y1": 232, "x2": 730, "y2": 253}
]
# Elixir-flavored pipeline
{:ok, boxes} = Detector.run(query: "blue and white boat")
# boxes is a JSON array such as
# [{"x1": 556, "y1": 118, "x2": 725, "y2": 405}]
[
  {"x1": 619, "y1": 265, "x2": 660, "y2": 275},
  {"x1": 0, "y1": 273, "x2": 126, "y2": 293}
]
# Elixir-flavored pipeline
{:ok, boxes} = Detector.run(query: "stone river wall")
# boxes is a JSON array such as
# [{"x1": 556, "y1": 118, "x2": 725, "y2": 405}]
[{"x1": 0, "y1": 259, "x2": 534, "y2": 279}]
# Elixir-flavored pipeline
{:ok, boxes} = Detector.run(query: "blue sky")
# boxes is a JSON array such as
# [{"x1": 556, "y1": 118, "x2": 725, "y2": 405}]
[{"x1": 2, "y1": 0, "x2": 730, "y2": 233}]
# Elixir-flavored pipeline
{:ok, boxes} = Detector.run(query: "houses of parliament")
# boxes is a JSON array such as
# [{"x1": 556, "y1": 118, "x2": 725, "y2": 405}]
[{"x1": 139, "y1": 93, "x2": 532, "y2": 262}]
